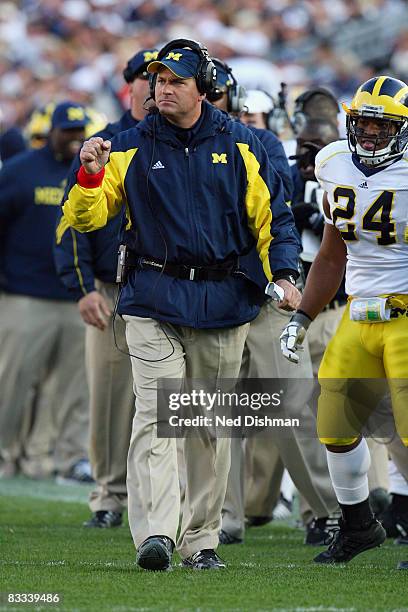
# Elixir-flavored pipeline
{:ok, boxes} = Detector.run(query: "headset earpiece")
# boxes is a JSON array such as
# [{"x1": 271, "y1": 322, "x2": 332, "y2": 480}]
[
  {"x1": 211, "y1": 58, "x2": 247, "y2": 114},
  {"x1": 292, "y1": 87, "x2": 339, "y2": 134},
  {"x1": 227, "y1": 81, "x2": 247, "y2": 114},
  {"x1": 149, "y1": 73, "x2": 157, "y2": 101}
]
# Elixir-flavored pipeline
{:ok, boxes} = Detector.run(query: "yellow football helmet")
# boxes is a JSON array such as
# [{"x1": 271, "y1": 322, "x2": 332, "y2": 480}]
[
  {"x1": 84, "y1": 106, "x2": 108, "y2": 139},
  {"x1": 342, "y1": 76, "x2": 408, "y2": 166},
  {"x1": 25, "y1": 103, "x2": 55, "y2": 148}
]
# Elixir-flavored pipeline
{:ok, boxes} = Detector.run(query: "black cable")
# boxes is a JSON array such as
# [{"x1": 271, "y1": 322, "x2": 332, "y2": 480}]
[{"x1": 112, "y1": 111, "x2": 175, "y2": 362}]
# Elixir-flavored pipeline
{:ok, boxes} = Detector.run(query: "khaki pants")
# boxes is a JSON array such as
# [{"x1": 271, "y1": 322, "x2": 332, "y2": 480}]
[
  {"x1": 124, "y1": 315, "x2": 249, "y2": 559},
  {"x1": 0, "y1": 294, "x2": 89, "y2": 474},
  {"x1": 222, "y1": 301, "x2": 338, "y2": 539},
  {"x1": 20, "y1": 372, "x2": 58, "y2": 477},
  {"x1": 388, "y1": 435, "x2": 408, "y2": 483},
  {"x1": 367, "y1": 438, "x2": 389, "y2": 491},
  {"x1": 86, "y1": 281, "x2": 135, "y2": 513},
  {"x1": 307, "y1": 305, "x2": 346, "y2": 376},
  {"x1": 1, "y1": 379, "x2": 53, "y2": 470}
]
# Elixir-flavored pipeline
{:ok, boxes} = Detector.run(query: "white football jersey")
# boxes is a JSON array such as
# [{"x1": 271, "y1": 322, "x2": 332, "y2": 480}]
[{"x1": 315, "y1": 140, "x2": 408, "y2": 297}]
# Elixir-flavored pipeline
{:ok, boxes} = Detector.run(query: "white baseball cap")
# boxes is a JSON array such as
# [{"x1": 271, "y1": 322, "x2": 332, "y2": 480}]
[{"x1": 244, "y1": 90, "x2": 274, "y2": 114}]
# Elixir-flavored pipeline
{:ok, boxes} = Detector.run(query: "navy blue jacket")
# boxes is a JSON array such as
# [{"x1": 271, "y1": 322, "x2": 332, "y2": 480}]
[
  {"x1": 0, "y1": 145, "x2": 75, "y2": 300},
  {"x1": 240, "y1": 126, "x2": 296, "y2": 294},
  {"x1": 249, "y1": 126, "x2": 293, "y2": 203},
  {"x1": 54, "y1": 111, "x2": 137, "y2": 300},
  {"x1": 62, "y1": 102, "x2": 300, "y2": 328}
]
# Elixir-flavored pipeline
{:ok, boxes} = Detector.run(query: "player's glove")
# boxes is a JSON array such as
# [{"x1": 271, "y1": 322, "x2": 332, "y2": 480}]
[{"x1": 279, "y1": 311, "x2": 312, "y2": 364}]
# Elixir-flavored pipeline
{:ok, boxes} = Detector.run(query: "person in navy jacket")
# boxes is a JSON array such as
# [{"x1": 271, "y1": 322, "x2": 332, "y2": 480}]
[
  {"x1": 0, "y1": 102, "x2": 91, "y2": 483},
  {"x1": 208, "y1": 59, "x2": 338, "y2": 547},
  {"x1": 54, "y1": 49, "x2": 158, "y2": 529},
  {"x1": 61, "y1": 40, "x2": 301, "y2": 571}
]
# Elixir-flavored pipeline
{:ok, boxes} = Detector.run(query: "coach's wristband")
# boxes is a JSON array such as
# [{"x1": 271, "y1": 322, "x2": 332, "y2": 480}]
[
  {"x1": 77, "y1": 166, "x2": 105, "y2": 188},
  {"x1": 273, "y1": 269, "x2": 299, "y2": 285}
]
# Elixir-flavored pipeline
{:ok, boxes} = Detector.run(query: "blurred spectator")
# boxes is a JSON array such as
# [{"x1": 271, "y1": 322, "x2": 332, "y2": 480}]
[
  {"x1": 390, "y1": 30, "x2": 408, "y2": 82},
  {"x1": 0, "y1": 127, "x2": 26, "y2": 163},
  {"x1": 1, "y1": 0, "x2": 408, "y2": 136},
  {"x1": 0, "y1": 101, "x2": 91, "y2": 483}
]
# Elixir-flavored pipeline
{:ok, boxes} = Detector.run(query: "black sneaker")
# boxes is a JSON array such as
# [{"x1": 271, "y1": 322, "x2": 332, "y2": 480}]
[
  {"x1": 246, "y1": 515, "x2": 272, "y2": 527},
  {"x1": 183, "y1": 549, "x2": 226, "y2": 570},
  {"x1": 272, "y1": 494, "x2": 293, "y2": 520},
  {"x1": 369, "y1": 487, "x2": 390, "y2": 517},
  {"x1": 379, "y1": 495, "x2": 408, "y2": 539},
  {"x1": 305, "y1": 512, "x2": 341, "y2": 546},
  {"x1": 83, "y1": 511, "x2": 122, "y2": 528},
  {"x1": 56, "y1": 459, "x2": 94, "y2": 485},
  {"x1": 397, "y1": 560, "x2": 408, "y2": 569},
  {"x1": 314, "y1": 518, "x2": 386, "y2": 564},
  {"x1": 219, "y1": 529, "x2": 243, "y2": 545},
  {"x1": 136, "y1": 535, "x2": 174, "y2": 571},
  {"x1": 305, "y1": 517, "x2": 330, "y2": 546}
]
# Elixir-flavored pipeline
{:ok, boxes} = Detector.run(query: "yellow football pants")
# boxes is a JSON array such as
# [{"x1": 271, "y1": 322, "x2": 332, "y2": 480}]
[{"x1": 317, "y1": 295, "x2": 408, "y2": 447}]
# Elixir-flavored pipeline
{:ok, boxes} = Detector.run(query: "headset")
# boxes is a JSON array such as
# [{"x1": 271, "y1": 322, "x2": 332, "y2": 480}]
[
  {"x1": 243, "y1": 88, "x2": 288, "y2": 135},
  {"x1": 258, "y1": 89, "x2": 278, "y2": 132},
  {"x1": 149, "y1": 39, "x2": 217, "y2": 100},
  {"x1": 292, "y1": 87, "x2": 339, "y2": 135},
  {"x1": 209, "y1": 58, "x2": 247, "y2": 114}
]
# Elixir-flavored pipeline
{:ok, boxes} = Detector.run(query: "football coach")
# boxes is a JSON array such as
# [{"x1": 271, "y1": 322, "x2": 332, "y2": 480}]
[{"x1": 61, "y1": 39, "x2": 301, "y2": 571}]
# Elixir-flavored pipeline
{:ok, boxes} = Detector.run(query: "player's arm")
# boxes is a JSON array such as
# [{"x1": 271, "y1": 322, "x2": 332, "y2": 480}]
[
  {"x1": 280, "y1": 193, "x2": 347, "y2": 363},
  {"x1": 62, "y1": 137, "x2": 123, "y2": 233},
  {"x1": 298, "y1": 193, "x2": 346, "y2": 319}
]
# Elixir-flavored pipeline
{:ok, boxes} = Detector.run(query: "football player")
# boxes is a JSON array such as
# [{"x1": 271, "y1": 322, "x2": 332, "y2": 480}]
[{"x1": 280, "y1": 76, "x2": 408, "y2": 564}]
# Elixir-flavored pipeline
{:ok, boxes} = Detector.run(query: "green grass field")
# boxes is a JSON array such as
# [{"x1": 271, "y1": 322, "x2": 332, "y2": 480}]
[{"x1": 1, "y1": 477, "x2": 407, "y2": 612}]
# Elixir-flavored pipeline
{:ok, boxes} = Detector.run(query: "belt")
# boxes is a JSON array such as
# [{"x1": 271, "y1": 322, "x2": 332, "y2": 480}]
[
  {"x1": 322, "y1": 298, "x2": 347, "y2": 312},
  {"x1": 127, "y1": 252, "x2": 238, "y2": 282}
]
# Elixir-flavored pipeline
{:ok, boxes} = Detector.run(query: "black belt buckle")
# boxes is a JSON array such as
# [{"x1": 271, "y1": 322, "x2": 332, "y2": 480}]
[{"x1": 181, "y1": 265, "x2": 200, "y2": 281}]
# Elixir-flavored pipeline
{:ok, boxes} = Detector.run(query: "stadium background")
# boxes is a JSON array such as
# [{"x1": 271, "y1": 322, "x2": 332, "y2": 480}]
[{"x1": 1, "y1": 0, "x2": 408, "y2": 132}]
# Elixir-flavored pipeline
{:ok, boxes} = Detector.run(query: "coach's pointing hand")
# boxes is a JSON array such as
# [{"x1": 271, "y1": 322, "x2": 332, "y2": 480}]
[{"x1": 80, "y1": 137, "x2": 111, "y2": 175}]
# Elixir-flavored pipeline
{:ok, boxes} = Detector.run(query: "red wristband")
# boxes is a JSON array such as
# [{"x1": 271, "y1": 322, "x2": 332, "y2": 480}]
[{"x1": 77, "y1": 166, "x2": 105, "y2": 188}]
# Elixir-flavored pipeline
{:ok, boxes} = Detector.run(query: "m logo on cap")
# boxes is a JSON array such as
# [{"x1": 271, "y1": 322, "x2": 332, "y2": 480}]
[
  {"x1": 165, "y1": 52, "x2": 182, "y2": 61},
  {"x1": 67, "y1": 107, "x2": 86, "y2": 121},
  {"x1": 144, "y1": 51, "x2": 158, "y2": 62},
  {"x1": 212, "y1": 153, "x2": 227, "y2": 164}
]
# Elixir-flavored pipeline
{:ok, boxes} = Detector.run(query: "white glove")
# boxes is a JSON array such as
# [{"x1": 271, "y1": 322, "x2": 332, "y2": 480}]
[{"x1": 279, "y1": 312, "x2": 312, "y2": 364}]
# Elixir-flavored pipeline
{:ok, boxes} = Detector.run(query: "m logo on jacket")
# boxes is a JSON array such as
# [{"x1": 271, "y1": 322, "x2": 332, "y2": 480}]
[{"x1": 212, "y1": 153, "x2": 227, "y2": 164}]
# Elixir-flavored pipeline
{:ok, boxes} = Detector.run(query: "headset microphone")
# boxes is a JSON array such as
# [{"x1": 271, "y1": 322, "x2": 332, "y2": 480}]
[{"x1": 142, "y1": 96, "x2": 158, "y2": 113}]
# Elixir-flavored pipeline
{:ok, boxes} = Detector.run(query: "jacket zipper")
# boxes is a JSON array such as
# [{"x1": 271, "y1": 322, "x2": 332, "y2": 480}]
[
  {"x1": 184, "y1": 146, "x2": 202, "y2": 326},
  {"x1": 184, "y1": 146, "x2": 200, "y2": 261}
]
